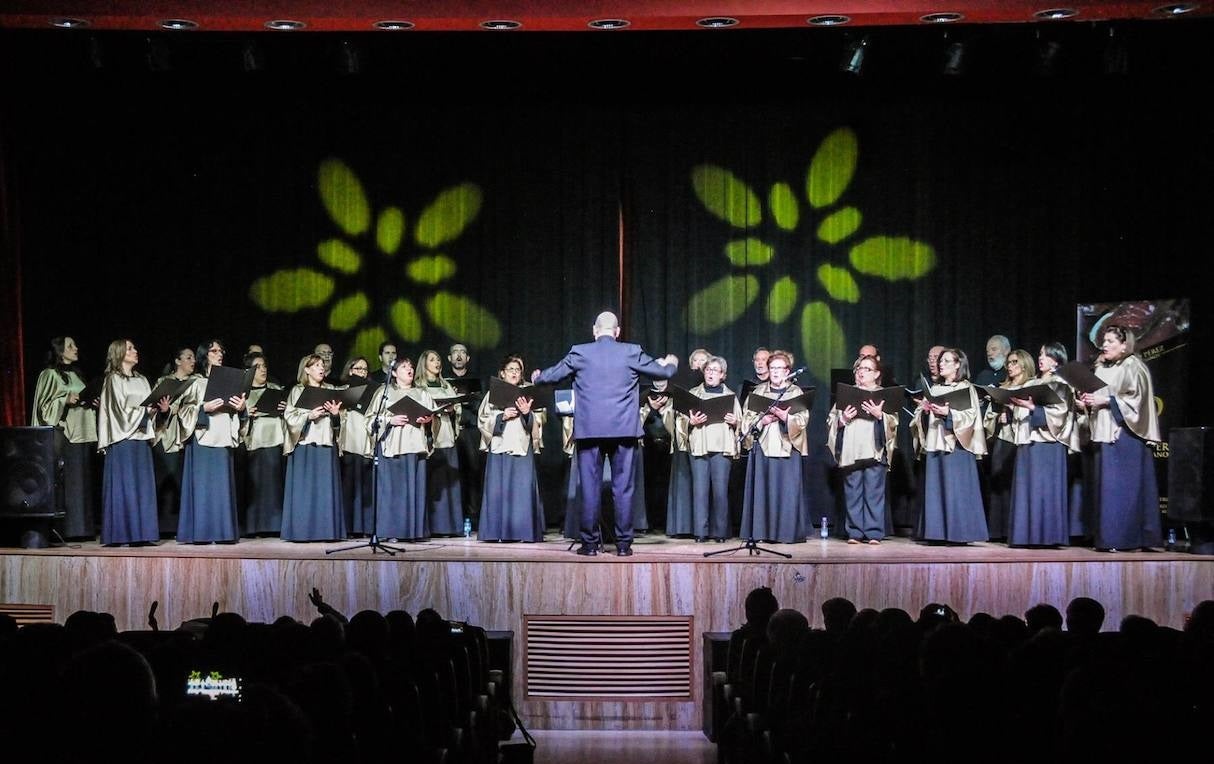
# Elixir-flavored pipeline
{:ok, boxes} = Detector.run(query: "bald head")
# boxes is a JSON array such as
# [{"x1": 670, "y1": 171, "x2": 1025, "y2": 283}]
[{"x1": 593, "y1": 311, "x2": 620, "y2": 339}]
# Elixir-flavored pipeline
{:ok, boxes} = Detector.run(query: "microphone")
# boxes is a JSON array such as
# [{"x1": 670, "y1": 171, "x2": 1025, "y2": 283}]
[
  {"x1": 389, "y1": 358, "x2": 401, "y2": 372},
  {"x1": 787, "y1": 366, "x2": 807, "y2": 378}
]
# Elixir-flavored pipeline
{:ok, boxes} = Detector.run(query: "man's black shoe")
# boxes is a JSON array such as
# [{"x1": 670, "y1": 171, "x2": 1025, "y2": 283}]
[
  {"x1": 575, "y1": 545, "x2": 598, "y2": 556},
  {"x1": 616, "y1": 546, "x2": 633, "y2": 557}
]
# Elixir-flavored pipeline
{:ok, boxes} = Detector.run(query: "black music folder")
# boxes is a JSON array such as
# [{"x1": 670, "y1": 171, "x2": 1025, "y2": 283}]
[
  {"x1": 487, "y1": 378, "x2": 555, "y2": 412},
  {"x1": 745, "y1": 389, "x2": 815, "y2": 416},
  {"x1": 1059, "y1": 362, "x2": 1108, "y2": 395},
  {"x1": 139, "y1": 376, "x2": 193, "y2": 407},
  {"x1": 834, "y1": 384, "x2": 904, "y2": 419},
  {"x1": 667, "y1": 385, "x2": 736, "y2": 424}
]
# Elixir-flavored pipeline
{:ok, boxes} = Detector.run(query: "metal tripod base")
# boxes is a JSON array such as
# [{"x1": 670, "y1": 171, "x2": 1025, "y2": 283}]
[
  {"x1": 326, "y1": 533, "x2": 411, "y2": 556},
  {"x1": 703, "y1": 538, "x2": 792, "y2": 558}
]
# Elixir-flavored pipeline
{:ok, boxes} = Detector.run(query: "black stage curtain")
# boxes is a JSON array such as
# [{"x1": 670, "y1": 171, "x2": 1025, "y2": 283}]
[{"x1": 4, "y1": 28, "x2": 1213, "y2": 424}]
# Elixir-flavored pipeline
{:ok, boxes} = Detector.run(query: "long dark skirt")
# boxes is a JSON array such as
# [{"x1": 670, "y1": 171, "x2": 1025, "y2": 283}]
[
  {"x1": 918, "y1": 449, "x2": 989, "y2": 543},
  {"x1": 341, "y1": 452, "x2": 372, "y2": 536},
  {"x1": 101, "y1": 438, "x2": 160, "y2": 545},
  {"x1": 1007, "y1": 441, "x2": 1069, "y2": 546},
  {"x1": 56, "y1": 431, "x2": 95, "y2": 539},
  {"x1": 427, "y1": 446, "x2": 465, "y2": 536},
  {"x1": 690, "y1": 452, "x2": 732, "y2": 540},
  {"x1": 1068, "y1": 446, "x2": 1093, "y2": 538},
  {"x1": 630, "y1": 445, "x2": 650, "y2": 532},
  {"x1": 1091, "y1": 435, "x2": 1161, "y2": 550},
  {"x1": 480, "y1": 452, "x2": 545, "y2": 542},
  {"x1": 741, "y1": 448, "x2": 807, "y2": 543},
  {"x1": 986, "y1": 438, "x2": 1016, "y2": 539},
  {"x1": 282, "y1": 444, "x2": 345, "y2": 542},
  {"x1": 243, "y1": 446, "x2": 284, "y2": 536},
  {"x1": 375, "y1": 452, "x2": 428, "y2": 541},
  {"x1": 177, "y1": 441, "x2": 239, "y2": 543},
  {"x1": 152, "y1": 441, "x2": 183, "y2": 537},
  {"x1": 665, "y1": 450, "x2": 694, "y2": 536}
]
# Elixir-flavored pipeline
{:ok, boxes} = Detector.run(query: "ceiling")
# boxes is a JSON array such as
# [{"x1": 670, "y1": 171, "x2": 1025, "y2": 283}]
[{"x1": 0, "y1": 1, "x2": 1207, "y2": 33}]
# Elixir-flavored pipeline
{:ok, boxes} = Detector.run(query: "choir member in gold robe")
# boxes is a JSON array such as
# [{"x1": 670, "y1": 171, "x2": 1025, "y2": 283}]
[
  {"x1": 367, "y1": 358, "x2": 436, "y2": 541},
  {"x1": 152, "y1": 346, "x2": 195, "y2": 536},
  {"x1": 478, "y1": 355, "x2": 546, "y2": 542},
  {"x1": 1004, "y1": 342, "x2": 1076, "y2": 547},
  {"x1": 1080, "y1": 326, "x2": 1162, "y2": 551},
  {"x1": 30, "y1": 336, "x2": 98, "y2": 539},
  {"x1": 826, "y1": 355, "x2": 898, "y2": 544},
  {"x1": 241, "y1": 351, "x2": 285, "y2": 536},
  {"x1": 419, "y1": 349, "x2": 465, "y2": 536},
  {"x1": 740, "y1": 351, "x2": 811, "y2": 543},
  {"x1": 97, "y1": 339, "x2": 169, "y2": 546},
  {"x1": 281, "y1": 354, "x2": 345, "y2": 541},
  {"x1": 338, "y1": 356, "x2": 373, "y2": 536},
  {"x1": 681, "y1": 356, "x2": 743, "y2": 542},
  {"x1": 982, "y1": 349, "x2": 1034, "y2": 539},
  {"x1": 913, "y1": 348, "x2": 989, "y2": 544},
  {"x1": 174, "y1": 340, "x2": 244, "y2": 543}
]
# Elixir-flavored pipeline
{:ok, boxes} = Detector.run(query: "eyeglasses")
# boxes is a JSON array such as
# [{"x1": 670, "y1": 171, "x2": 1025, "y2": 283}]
[
  {"x1": 504, "y1": 366, "x2": 523, "y2": 373},
  {"x1": 855, "y1": 366, "x2": 876, "y2": 373},
  {"x1": 351, "y1": 365, "x2": 368, "y2": 372},
  {"x1": 768, "y1": 365, "x2": 789, "y2": 372}
]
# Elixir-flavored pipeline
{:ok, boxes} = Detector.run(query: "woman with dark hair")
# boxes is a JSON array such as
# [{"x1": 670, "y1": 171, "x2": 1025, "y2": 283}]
[
  {"x1": 827, "y1": 354, "x2": 897, "y2": 545},
  {"x1": 281, "y1": 354, "x2": 345, "y2": 542},
  {"x1": 418, "y1": 349, "x2": 465, "y2": 536},
  {"x1": 241, "y1": 351, "x2": 286, "y2": 536},
  {"x1": 740, "y1": 350, "x2": 810, "y2": 543},
  {"x1": 96, "y1": 339, "x2": 169, "y2": 546},
  {"x1": 983, "y1": 348, "x2": 1034, "y2": 540},
  {"x1": 152, "y1": 345, "x2": 196, "y2": 536},
  {"x1": 30, "y1": 336, "x2": 98, "y2": 539},
  {"x1": 914, "y1": 348, "x2": 989, "y2": 544},
  {"x1": 368, "y1": 358, "x2": 435, "y2": 541},
  {"x1": 478, "y1": 355, "x2": 546, "y2": 541},
  {"x1": 1080, "y1": 326, "x2": 1162, "y2": 551},
  {"x1": 174, "y1": 339, "x2": 244, "y2": 544},
  {"x1": 1004, "y1": 342, "x2": 1076, "y2": 547},
  {"x1": 338, "y1": 356, "x2": 373, "y2": 536}
]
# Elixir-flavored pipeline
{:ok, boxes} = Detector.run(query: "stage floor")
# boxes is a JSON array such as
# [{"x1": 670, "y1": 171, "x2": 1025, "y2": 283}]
[
  {"x1": 3, "y1": 532, "x2": 1211, "y2": 730},
  {"x1": 7, "y1": 531, "x2": 1203, "y2": 564}
]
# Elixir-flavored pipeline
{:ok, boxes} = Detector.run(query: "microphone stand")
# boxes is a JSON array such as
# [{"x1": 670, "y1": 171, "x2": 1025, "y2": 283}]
[
  {"x1": 328, "y1": 373, "x2": 408, "y2": 556},
  {"x1": 705, "y1": 370, "x2": 806, "y2": 559}
]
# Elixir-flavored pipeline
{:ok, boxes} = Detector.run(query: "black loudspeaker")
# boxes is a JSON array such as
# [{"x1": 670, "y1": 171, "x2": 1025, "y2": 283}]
[
  {"x1": 1167, "y1": 427, "x2": 1214, "y2": 524},
  {"x1": 0, "y1": 426, "x2": 58, "y2": 518}
]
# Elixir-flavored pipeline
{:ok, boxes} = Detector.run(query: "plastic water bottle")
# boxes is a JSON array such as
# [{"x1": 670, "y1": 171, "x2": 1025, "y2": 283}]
[
  {"x1": 820, "y1": 516, "x2": 829, "y2": 540},
  {"x1": 463, "y1": 517, "x2": 472, "y2": 539},
  {"x1": 1166, "y1": 528, "x2": 1177, "y2": 550}
]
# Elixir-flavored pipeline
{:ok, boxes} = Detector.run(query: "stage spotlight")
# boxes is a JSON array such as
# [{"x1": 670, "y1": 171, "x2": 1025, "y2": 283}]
[
  {"x1": 241, "y1": 40, "x2": 265, "y2": 72},
  {"x1": 1102, "y1": 27, "x2": 1128, "y2": 76},
  {"x1": 841, "y1": 36, "x2": 869, "y2": 75},
  {"x1": 145, "y1": 36, "x2": 172, "y2": 72},
  {"x1": 942, "y1": 39, "x2": 967, "y2": 76},
  {"x1": 336, "y1": 39, "x2": 362, "y2": 74}
]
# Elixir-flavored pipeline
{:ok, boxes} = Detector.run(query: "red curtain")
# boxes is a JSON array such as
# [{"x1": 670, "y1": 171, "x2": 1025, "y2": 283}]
[{"x1": 0, "y1": 119, "x2": 26, "y2": 427}]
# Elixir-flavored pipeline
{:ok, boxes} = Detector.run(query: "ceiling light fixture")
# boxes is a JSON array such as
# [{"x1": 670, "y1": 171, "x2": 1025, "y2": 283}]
[
  {"x1": 373, "y1": 20, "x2": 415, "y2": 30},
  {"x1": 696, "y1": 17, "x2": 739, "y2": 28},
  {"x1": 480, "y1": 20, "x2": 522, "y2": 30},
  {"x1": 1034, "y1": 8, "x2": 1079, "y2": 20},
  {"x1": 588, "y1": 19, "x2": 631, "y2": 29},
  {"x1": 49, "y1": 18, "x2": 89, "y2": 29},
  {"x1": 807, "y1": 15, "x2": 850, "y2": 26},
  {"x1": 159, "y1": 19, "x2": 198, "y2": 31},
  {"x1": 1152, "y1": 3, "x2": 1201, "y2": 15},
  {"x1": 264, "y1": 19, "x2": 306, "y2": 31},
  {"x1": 921, "y1": 12, "x2": 964, "y2": 23}
]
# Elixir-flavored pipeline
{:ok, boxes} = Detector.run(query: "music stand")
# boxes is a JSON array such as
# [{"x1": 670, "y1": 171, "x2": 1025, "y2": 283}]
[
  {"x1": 704, "y1": 370, "x2": 806, "y2": 559},
  {"x1": 328, "y1": 379, "x2": 409, "y2": 557}
]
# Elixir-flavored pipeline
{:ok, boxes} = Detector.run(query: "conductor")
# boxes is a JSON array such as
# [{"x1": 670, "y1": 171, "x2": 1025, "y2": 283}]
[{"x1": 533, "y1": 311, "x2": 678, "y2": 556}]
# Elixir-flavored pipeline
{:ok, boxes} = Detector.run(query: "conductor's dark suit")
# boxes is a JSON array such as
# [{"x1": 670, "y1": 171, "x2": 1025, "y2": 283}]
[{"x1": 534, "y1": 335, "x2": 675, "y2": 551}]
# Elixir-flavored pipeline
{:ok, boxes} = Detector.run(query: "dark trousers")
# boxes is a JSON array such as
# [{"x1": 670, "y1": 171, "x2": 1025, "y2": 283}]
[{"x1": 577, "y1": 438, "x2": 636, "y2": 548}]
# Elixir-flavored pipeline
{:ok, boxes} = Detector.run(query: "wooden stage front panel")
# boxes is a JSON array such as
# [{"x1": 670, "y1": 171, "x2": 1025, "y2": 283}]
[{"x1": 2, "y1": 535, "x2": 1211, "y2": 730}]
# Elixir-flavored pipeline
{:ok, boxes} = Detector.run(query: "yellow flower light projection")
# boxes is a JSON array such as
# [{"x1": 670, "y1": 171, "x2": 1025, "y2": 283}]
[
  {"x1": 687, "y1": 127, "x2": 937, "y2": 379},
  {"x1": 249, "y1": 158, "x2": 501, "y2": 359}
]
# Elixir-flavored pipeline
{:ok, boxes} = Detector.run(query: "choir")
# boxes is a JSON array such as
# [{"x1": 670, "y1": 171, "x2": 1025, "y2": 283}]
[{"x1": 29, "y1": 327, "x2": 1163, "y2": 553}]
